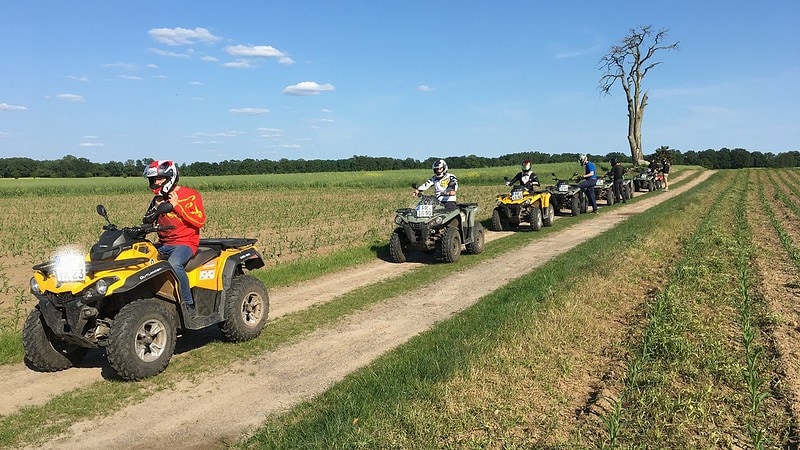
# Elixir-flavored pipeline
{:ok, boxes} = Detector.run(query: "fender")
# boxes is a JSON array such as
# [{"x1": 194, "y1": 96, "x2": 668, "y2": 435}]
[{"x1": 115, "y1": 261, "x2": 179, "y2": 297}]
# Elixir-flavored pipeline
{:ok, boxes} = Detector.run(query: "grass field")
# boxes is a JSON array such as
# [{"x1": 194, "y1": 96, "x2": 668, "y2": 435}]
[{"x1": 3, "y1": 165, "x2": 796, "y2": 448}]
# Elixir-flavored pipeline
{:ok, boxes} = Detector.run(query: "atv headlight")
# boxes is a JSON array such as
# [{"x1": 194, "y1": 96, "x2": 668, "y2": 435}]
[
  {"x1": 30, "y1": 277, "x2": 41, "y2": 295},
  {"x1": 394, "y1": 215, "x2": 404, "y2": 225},
  {"x1": 85, "y1": 276, "x2": 119, "y2": 298},
  {"x1": 428, "y1": 216, "x2": 444, "y2": 226}
]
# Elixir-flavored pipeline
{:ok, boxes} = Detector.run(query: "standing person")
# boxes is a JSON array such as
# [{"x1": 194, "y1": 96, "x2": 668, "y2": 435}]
[
  {"x1": 142, "y1": 160, "x2": 206, "y2": 312},
  {"x1": 661, "y1": 158, "x2": 671, "y2": 191},
  {"x1": 505, "y1": 159, "x2": 540, "y2": 189},
  {"x1": 578, "y1": 154, "x2": 599, "y2": 213},
  {"x1": 414, "y1": 159, "x2": 458, "y2": 210},
  {"x1": 610, "y1": 158, "x2": 626, "y2": 203}
]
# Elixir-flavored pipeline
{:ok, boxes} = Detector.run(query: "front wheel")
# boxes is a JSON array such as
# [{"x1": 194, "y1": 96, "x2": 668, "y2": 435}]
[
  {"x1": 606, "y1": 188, "x2": 615, "y2": 205},
  {"x1": 570, "y1": 196, "x2": 580, "y2": 216},
  {"x1": 107, "y1": 298, "x2": 177, "y2": 381},
  {"x1": 436, "y1": 226, "x2": 461, "y2": 263},
  {"x1": 529, "y1": 206, "x2": 543, "y2": 231},
  {"x1": 389, "y1": 228, "x2": 409, "y2": 263},
  {"x1": 465, "y1": 223, "x2": 485, "y2": 254},
  {"x1": 22, "y1": 308, "x2": 88, "y2": 372},
  {"x1": 491, "y1": 208, "x2": 506, "y2": 231},
  {"x1": 220, "y1": 274, "x2": 269, "y2": 342}
]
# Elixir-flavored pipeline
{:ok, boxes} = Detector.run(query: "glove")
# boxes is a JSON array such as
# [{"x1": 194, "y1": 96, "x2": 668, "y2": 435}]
[
  {"x1": 505, "y1": 181, "x2": 511, "y2": 186},
  {"x1": 142, "y1": 206, "x2": 159, "y2": 224}
]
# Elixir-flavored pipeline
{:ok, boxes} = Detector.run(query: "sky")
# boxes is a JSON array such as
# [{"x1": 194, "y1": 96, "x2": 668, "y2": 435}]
[{"x1": 1, "y1": 1, "x2": 798, "y2": 164}]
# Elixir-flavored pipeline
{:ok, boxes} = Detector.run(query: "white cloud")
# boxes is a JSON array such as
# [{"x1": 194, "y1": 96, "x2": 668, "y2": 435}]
[
  {"x1": 0, "y1": 102, "x2": 27, "y2": 111},
  {"x1": 146, "y1": 64, "x2": 159, "y2": 69},
  {"x1": 103, "y1": 62, "x2": 138, "y2": 71},
  {"x1": 148, "y1": 27, "x2": 221, "y2": 46},
  {"x1": 192, "y1": 131, "x2": 244, "y2": 138},
  {"x1": 79, "y1": 142, "x2": 105, "y2": 147},
  {"x1": 56, "y1": 94, "x2": 85, "y2": 102},
  {"x1": 256, "y1": 127, "x2": 282, "y2": 137},
  {"x1": 149, "y1": 48, "x2": 191, "y2": 59},
  {"x1": 225, "y1": 45, "x2": 295, "y2": 65},
  {"x1": 283, "y1": 81, "x2": 335, "y2": 96},
  {"x1": 189, "y1": 81, "x2": 203, "y2": 86},
  {"x1": 66, "y1": 75, "x2": 90, "y2": 82},
  {"x1": 417, "y1": 85, "x2": 434, "y2": 92},
  {"x1": 83, "y1": 135, "x2": 99, "y2": 139},
  {"x1": 118, "y1": 74, "x2": 142, "y2": 81},
  {"x1": 226, "y1": 44, "x2": 282, "y2": 57},
  {"x1": 229, "y1": 107, "x2": 270, "y2": 115},
  {"x1": 153, "y1": 75, "x2": 168, "y2": 79},
  {"x1": 223, "y1": 59, "x2": 254, "y2": 69},
  {"x1": 200, "y1": 55, "x2": 218, "y2": 62},
  {"x1": 0, "y1": 131, "x2": 9, "y2": 137}
]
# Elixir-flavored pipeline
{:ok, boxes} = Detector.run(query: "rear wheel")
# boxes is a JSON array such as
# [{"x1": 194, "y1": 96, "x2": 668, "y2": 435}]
[
  {"x1": 529, "y1": 206, "x2": 543, "y2": 231},
  {"x1": 465, "y1": 223, "x2": 485, "y2": 254},
  {"x1": 388, "y1": 228, "x2": 409, "y2": 263},
  {"x1": 579, "y1": 193, "x2": 588, "y2": 214},
  {"x1": 22, "y1": 308, "x2": 88, "y2": 372},
  {"x1": 542, "y1": 203, "x2": 555, "y2": 226},
  {"x1": 107, "y1": 298, "x2": 177, "y2": 381},
  {"x1": 220, "y1": 274, "x2": 269, "y2": 342},
  {"x1": 436, "y1": 225, "x2": 461, "y2": 263}
]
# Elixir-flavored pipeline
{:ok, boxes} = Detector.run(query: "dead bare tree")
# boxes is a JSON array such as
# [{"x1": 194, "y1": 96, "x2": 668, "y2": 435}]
[{"x1": 599, "y1": 26, "x2": 679, "y2": 164}]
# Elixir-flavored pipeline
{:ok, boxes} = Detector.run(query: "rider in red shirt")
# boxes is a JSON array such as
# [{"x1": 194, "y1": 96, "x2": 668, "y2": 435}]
[{"x1": 143, "y1": 160, "x2": 206, "y2": 310}]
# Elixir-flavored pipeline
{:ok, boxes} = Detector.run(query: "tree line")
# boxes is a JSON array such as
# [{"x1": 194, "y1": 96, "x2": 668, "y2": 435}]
[{"x1": 0, "y1": 147, "x2": 797, "y2": 179}]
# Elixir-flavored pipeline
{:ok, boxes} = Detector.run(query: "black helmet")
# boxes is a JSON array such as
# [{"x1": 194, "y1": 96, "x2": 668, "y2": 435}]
[
  {"x1": 610, "y1": 158, "x2": 618, "y2": 165},
  {"x1": 432, "y1": 159, "x2": 448, "y2": 178},
  {"x1": 143, "y1": 160, "x2": 179, "y2": 196}
]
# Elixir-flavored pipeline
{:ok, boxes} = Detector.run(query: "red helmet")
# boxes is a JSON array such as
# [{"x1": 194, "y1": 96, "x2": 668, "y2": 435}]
[{"x1": 143, "y1": 160, "x2": 179, "y2": 196}]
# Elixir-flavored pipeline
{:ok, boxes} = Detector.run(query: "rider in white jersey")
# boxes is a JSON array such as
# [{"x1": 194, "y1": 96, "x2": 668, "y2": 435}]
[{"x1": 414, "y1": 159, "x2": 458, "y2": 210}]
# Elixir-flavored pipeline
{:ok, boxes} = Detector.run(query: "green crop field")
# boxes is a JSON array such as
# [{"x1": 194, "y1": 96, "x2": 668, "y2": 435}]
[{"x1": 1, "y1": 166, "x2": 797, "y2": 449}]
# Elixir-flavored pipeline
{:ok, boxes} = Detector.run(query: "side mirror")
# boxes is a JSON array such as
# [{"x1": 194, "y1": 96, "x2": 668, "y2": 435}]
[
  {"x1": 503, "y1": 176, "x2": 509, "y2": 182},
  {"x1": 411, "y1": 183, "x2": 418, "y2": 189},
  {"x1": 96, "y1": 204, "x2": 112, "y2": 225}
]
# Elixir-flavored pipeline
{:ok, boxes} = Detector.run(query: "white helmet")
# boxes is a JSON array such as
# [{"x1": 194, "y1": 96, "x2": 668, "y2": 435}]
[
  {"x1": 143, "y1": 160, "x2": 179, "y2": 196},
  {"x1": 579, "y1": 154, "x2": 588, "y2": 164},
  {"x1": 432, "y1": 159, "x2": 448, "y2": 178}
]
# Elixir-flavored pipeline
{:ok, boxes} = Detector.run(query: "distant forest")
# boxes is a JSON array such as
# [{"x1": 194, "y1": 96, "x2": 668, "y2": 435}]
[{"x1": 1, "y1": 147, "x2": 798, "y2": 179}]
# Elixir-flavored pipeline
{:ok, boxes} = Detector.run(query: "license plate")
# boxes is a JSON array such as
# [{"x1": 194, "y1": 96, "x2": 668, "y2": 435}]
[
  {"x1": 54, "y1": 252, "x2": 86, "y2": 283},
  {"x1": 511, "y1": 191, "x2": 523, "y2": 200},
  {"x1": 558, "y1": 184, "x2": 569, "y2": 192},
  {"x1": 416, "y1": 204, "x2": 434, "y2": 218}
]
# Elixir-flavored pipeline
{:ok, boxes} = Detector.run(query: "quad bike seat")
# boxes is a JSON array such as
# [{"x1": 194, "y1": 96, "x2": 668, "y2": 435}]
[{"x1": 182, "y1": 238, "x2": 258, "y2": 272}]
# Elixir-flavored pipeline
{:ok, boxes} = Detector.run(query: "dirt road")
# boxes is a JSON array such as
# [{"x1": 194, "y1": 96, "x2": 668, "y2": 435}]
[{"x1": 3, "y1": 171, "x2": 711, "y2": 448}]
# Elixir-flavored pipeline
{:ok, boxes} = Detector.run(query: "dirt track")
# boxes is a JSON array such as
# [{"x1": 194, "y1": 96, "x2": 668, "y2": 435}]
[{"x1": 2, "y1": 171, "x2": 711, "y2": 449}]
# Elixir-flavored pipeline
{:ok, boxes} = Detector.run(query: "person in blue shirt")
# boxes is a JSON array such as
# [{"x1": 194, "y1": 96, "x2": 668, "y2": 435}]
[{"x1": 578, "y1": 154, "x2": 599, "y2": 213}]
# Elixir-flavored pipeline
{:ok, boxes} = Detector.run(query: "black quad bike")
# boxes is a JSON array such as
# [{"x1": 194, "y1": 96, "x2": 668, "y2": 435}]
[
  {"x1": 24, "y1": 203, "x2": 269, "y2": 381},
  {"x1": 389, "y1": 186, "x2": 485, "y2": 263},
  {"x1": 547, "y1": 173, "x2": 588, "y2": 216}
]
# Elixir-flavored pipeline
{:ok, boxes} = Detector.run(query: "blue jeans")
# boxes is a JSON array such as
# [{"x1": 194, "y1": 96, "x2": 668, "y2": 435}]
[
  {"x1": 158, "y1": 244, "x2": 195, "y2": 305},
  {"x1": 578, "y1": 178, "x2": 598, "y2": 212}
]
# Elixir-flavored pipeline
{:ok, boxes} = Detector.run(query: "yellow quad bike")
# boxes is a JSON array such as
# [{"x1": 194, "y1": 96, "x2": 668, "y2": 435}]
[
  {"x1": 491, "y1": 178, "x2": 555, "y2": 231},
  {"x1": 24, "y1": 203, "x2": 269, "y2": 381}
]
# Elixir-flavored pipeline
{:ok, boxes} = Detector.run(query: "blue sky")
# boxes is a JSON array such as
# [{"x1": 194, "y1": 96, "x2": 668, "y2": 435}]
[{"x1": 1, "y1": 1, "x2": 798, "y2": 164}]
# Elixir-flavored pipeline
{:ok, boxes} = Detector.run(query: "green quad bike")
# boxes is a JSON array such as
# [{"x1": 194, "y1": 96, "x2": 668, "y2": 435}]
[
  {"x1": 593, "y1": 176, "x2": 616, "y2": 206},
  {"x1": 389, "y1": 186, "x2": 485, "y2": 264},
  {"x1": 547, "y1": 173, "x2": 588, "y2": 216}
]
